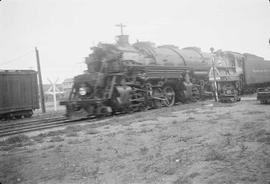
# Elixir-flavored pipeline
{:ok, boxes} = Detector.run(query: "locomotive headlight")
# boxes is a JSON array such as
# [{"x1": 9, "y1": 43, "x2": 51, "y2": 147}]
[{"x1": 79, "y1": 87, "x2": 87, "y2": 96}]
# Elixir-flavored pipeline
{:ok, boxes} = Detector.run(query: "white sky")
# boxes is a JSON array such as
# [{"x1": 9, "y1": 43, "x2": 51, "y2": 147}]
[{"x1": 0, "y1": 0, "x2": 269, "y2": 83}]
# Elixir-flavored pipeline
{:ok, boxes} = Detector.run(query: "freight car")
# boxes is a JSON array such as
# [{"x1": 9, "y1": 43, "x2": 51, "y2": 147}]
[
  {"x1": 0, "y1": 70, "x2": 39, "y2": 120},
  {"x1": 60, "y1": 34, "x2": 239, "y2": 118},
  {"x1": 243, "y1": 54, "x2": 270, "y2": 90},
  {"x1": 240, "y1": 54, "x2": 270, "y2": 103}
]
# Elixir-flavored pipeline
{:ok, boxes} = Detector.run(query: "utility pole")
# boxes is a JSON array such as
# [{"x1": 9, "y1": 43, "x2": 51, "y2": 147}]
[
  {"x1": 35, "y1": 47, "x2": 46, "y2": 113},
  {"x1": 210, "y1": 47, "x2": 219, "y2": 102},
  {"x1": 116, "y1": 23, "x2": 126, "y2": 35}
]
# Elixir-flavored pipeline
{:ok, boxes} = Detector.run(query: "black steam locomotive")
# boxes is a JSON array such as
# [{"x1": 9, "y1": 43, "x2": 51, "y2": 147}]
[{"x1": 60, "y1": 34, "x2": 270, "y2": 118}]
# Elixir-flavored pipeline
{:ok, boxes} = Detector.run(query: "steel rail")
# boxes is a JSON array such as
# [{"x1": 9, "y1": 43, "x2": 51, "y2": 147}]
[
  {"x1": 0, "y1": 117, "x2": 66, "y2": 130},
  {"x1": 0, "y1": 118, "x2": 90, "y2": 137},
  {"x1": 0, "y1": 111, "x2": 138, "y2": 138}
]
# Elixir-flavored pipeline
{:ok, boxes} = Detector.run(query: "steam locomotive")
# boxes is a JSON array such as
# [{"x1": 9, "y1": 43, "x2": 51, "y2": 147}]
[{"x1": 60, "y1": 34, "x2": 270, "y2": 118}]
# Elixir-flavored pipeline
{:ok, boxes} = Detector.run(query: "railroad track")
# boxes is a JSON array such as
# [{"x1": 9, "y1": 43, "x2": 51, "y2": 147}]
[
  {"x1": 0, "y1": 116, "x2": 90, "y2": 137},
  {"x1": 0, "y1": 100, "x2": 211, "y2": 138},
  {"x1": 0, "y1": 116, "x2": 66, "y2": 129},
  {"x1": 0, "y1": 111, "x2": 138, "y2": 138}
]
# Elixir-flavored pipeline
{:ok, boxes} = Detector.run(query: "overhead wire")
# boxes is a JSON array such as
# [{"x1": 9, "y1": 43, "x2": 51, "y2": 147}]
[{"x1": 0, "y1": 49, "x2": 34, "y2": 66}]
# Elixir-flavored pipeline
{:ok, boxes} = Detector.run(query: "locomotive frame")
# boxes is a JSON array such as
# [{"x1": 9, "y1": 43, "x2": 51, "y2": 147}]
[{"x1": 60, "y1": 63, "x2": 193, "y2": 118}]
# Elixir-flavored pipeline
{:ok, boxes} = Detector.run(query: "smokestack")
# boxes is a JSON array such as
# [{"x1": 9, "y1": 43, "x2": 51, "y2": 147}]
[{"x1": 116, "y1": 35, "x2": 130, "y2": 46}]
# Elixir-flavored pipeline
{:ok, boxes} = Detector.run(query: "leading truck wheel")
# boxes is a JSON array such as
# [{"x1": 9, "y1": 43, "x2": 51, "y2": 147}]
[{"x1": 163, "y1": 86, "x2": 175, "y2": 107}]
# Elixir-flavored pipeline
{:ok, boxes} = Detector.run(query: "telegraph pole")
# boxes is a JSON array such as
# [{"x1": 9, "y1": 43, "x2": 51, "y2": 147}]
[
  {"x1": 116, "y1": 23, "x2": 126, "y2": 35},
  {"x1": 35, "y1": 47, "x2": 46, "y2": 113}
]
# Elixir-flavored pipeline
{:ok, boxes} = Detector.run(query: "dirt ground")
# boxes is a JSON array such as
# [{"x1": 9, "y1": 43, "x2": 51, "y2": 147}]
[{"x1": 1, "y1": 98, "x2": 270, "y2": 184}]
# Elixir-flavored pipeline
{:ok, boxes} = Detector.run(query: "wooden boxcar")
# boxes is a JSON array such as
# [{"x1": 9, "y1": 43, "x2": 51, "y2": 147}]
[{"x1": 0, "y1": 70, "x2": 39, "y2": 119}]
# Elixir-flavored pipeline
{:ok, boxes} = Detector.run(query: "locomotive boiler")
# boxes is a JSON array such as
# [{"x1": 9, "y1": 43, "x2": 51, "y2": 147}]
[{"x1": 60, "y1": 34, "x2": 216, "y2": 118}]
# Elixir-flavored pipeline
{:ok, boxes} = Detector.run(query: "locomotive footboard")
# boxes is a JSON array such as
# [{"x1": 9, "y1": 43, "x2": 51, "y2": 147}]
[{"x1": 60, "y1": 99, "x2": 112, "y2": 118}]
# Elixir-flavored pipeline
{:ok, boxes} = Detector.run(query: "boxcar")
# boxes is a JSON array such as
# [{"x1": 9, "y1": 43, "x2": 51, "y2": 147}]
[
  {"x1": 243, "y1": 53, "x2": 270, "y2": 87},
  {"x1": 0, "y1": 70, "x2": 39, "y2": 119}
]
